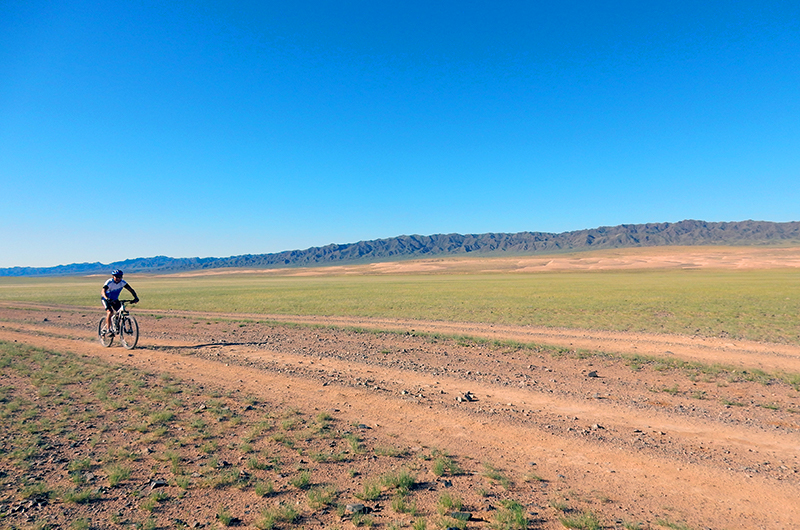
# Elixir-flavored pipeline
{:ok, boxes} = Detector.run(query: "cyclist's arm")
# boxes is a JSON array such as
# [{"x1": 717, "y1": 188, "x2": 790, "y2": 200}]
[
  {"x1": 102, "y1": 285, "x2": 109, "y2": 299},
  {"x1": 124, "y1": 284, "x2": 139, "y2": 301}
]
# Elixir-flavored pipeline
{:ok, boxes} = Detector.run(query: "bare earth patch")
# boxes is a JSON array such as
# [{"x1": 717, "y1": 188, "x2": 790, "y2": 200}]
[
  {"x1": 165, "y1": 246, "x2": 800, "y2": 278},
  {"x1": 1, "y1": 300, "x2": 799, "y2": 530}
]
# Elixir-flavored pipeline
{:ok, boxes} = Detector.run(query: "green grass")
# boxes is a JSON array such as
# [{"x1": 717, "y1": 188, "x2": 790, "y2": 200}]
[
  {"x1": 380, "y1": 468, "x2": 416, "y2": 492},
  {"x1": 254, "y1": 480, "x2": 275, "y2": 497},
  {"x1": 307, "y1": 485, "x2": 337, "y2": 509},
  {"x1": 344, "y1": 432, "x2": 366, "y2": 454},
  {"x1": 482, "y1": 462, "x2": 513, "y2": 490},
  {"x1": 431, "y1": 451, "x2": 463, "y2": 477},
  {"x1": 106, "y1": 464, "x2": 132, "y2": 486},
  {"x1": 355, "y1": 479, "x2": 382, "y2": 501},
  {"x1": 290, "y1": 469, "x2": 312, "y2": 489},
  {"x1": 2, "y1": 263, "x2": 799, "y2": 344},
  {"x1": 655, "y1": 519, "x2": 694, "y2": 530},
  {"x1": 67, "y1": 458, "x2": 92, "y2": 473},
  {"x1": 255, "y1": 503, "x2": 300, "y2": 529},
  {"x1": 374, "y1": 445, "x2": 408, "y2": 458},
  {"x1": 217, "y1": 506, "x2": 234, "y2": 526},
  {"x1": 492, "y1": 499, "x2": 528, "y2": 530},
  {"x1": 62, "y1": 487, "x2": 102, "y2": 504},
  {"x1": 559, "y1": 510, "x2": 603, "y2": 530},
  {"x1": 70, "y1": 519, "x2": 90, "y2": 530},
  {"x1": 391, "y1": 492, "x2": 418, "y2": 514},
  {"x1": 351, "y1": 512, "x2": 375, "y2": 527},
  {"x1": 437, "y1": 492, "x2": 464, "y2": 514},
  {"x1": 21, "y1": 482, "x2": 53, "y2": 500}
]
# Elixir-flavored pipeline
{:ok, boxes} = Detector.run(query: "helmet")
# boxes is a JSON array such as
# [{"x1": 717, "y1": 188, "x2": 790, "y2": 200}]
[{"x1": 111, "y1": 269, "x2": 123, "y2": 278}]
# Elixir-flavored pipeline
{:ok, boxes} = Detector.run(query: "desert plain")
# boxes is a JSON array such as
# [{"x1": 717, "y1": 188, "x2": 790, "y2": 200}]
[{"x1": 1, "y1": 246, "x2": 799, "y2": 530}]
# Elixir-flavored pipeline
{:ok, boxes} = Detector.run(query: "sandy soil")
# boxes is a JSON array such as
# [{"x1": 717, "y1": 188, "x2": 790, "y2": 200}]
[
  {"x1": 1, "y1": 299, "x2": 798, "y2": 530},
  {"x1": 165, "y1": 246, "x2": 800, "y2": 277}
]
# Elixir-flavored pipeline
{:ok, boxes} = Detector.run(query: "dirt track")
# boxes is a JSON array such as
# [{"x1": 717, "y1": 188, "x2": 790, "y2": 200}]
[{"x1": 1, "y1": 301, "x2": 799, "y2": 529}]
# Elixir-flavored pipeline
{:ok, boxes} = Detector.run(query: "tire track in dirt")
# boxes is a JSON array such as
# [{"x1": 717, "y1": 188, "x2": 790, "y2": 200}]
[
  {"x1": 113, "y1": 307, "x2": 800, "y2": 373},
  {"x1": 7, "y1": 302, "x2": 800, "y2": 371},
  {"x1": 272, "y1": 316, "x2": 800, "y2": 374}
]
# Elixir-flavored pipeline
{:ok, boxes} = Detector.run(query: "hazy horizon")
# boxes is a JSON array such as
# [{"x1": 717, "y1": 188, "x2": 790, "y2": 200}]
[{"x1": 3, "y1": 218, "x2": 799, "y2": 271}]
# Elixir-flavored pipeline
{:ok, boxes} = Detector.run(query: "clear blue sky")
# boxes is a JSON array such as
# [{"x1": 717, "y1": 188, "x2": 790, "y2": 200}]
[{"x1": 2, "y1": 1, "x2": 798, "y2": 268}]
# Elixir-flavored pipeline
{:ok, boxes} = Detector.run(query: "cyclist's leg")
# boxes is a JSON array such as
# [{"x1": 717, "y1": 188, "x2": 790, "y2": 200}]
[
  {"x1": 112, "y1": 301, "x2": 123, "y2": 331},
  {"x1": 103, "y1": 299, "x2": 118, "y2": 332}
]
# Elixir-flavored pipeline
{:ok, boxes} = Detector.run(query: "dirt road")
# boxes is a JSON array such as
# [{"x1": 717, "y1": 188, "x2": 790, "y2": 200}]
[{"x1": 1, "y1": 301, "x2": 799, "y2": 529}]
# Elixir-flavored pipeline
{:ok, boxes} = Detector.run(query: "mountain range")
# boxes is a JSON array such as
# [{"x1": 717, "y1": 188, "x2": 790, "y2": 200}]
[{"x1": 3, "y1": 219, "x2": 799, "y2": 277}]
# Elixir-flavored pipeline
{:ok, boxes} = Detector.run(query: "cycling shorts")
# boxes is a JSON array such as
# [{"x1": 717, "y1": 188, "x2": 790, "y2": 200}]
[{"x1": 103, "y1": 298, "x2": 122, "y2": 312}]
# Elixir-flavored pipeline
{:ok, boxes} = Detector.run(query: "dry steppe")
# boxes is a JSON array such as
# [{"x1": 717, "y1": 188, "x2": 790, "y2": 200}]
[{"x1": 1, "y1": 247, "x2": 799, "y2": 530}]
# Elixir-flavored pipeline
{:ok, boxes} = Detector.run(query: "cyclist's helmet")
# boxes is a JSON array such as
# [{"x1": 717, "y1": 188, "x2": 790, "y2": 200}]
[{"x1": 111, "y1": 269, "x2": 123, "y2": 278}]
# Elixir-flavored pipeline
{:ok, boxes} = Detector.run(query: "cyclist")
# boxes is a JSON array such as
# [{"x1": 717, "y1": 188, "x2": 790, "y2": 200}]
[{"x1": 102, "y1": 269, "x2": 139, "y2": 335}]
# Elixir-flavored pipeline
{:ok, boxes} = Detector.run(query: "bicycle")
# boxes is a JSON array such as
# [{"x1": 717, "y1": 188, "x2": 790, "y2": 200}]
[{"x1": 98, "y1": 299, "x2": 139, "y2": 350}]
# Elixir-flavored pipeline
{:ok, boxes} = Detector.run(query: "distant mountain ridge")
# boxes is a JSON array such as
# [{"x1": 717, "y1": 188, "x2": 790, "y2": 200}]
[{"x1": 3, "y1": 219, "x2": 799, "y2": 277}]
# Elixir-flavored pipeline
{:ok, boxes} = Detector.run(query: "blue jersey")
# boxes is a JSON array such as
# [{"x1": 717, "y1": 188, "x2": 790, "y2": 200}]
[{"x1": 104, "y1": 278, "x2": 128, "y2": 300}]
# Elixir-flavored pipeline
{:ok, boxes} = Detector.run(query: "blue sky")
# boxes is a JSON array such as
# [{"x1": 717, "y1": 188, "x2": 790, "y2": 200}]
[{"x1": 1, "y1": 1, "x2": 798, "y2": 268}]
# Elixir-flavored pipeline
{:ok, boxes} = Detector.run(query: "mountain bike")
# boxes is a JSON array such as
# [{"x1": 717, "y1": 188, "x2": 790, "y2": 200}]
[{"x1": 98, "y1": 299, "x2": 139, "y2": 350}]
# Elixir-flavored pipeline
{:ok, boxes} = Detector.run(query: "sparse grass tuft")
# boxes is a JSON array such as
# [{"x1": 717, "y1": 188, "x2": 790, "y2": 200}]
[
  {"x1": 437, "y1": 492, "x2": 463, "y2": 514},
  {"x1": 662, "y1": 385, "x2": 680, "y2": 395},
  {"x1": 375, "y1": 445, "x2": 408, "y2": 457},
  {"x1": 492, "y1": 499, "x2": 528, "y2": 530},
  {"x1": 256, "y1": 503, "x2": 301, "y2": 529},
  {"x1": 431, "y1": 450, "x2": 463, "y2": 476},
  {"x1": 559, "y1": 510, "x2": 602, "y2": 530},
  {"x1": 106, "y1": 464, "x2": 132, "y2": 486},
  {"x1": 70, "y1": 518, "x2": 90, "y2": 530},
  {"x1": 344, "y1": 432, "x2": 366, "y2": 453},
  {"x1": 381, "y1": 468, "x2": 415, "y2": 492},
  {"x1": 217, "y1": 506, "x2": 234, "y2": 526},
  {"x1": 391, "y1": 492, "x2": 418, "y2": 514},
  {"x1": 21, "y1": 482, "x2": 53, "y2": 500},
  {"x1": 307, "y1": 485, "x2": 337, "y2": 509},
  {"x1": 356, "y1": 480, "x2": 382, "y2": 501},
  {"x1": 523, "y1": 471, "x2": 545, "y2": 483},
  {"x1": 482, "y1": 462, "x2": 513, "y2": 490},
  {"x1": 351, "y1": 512, "x2": 376, "y2": 527},
  {"x1": 254, "y1": 480, "x2": 275, "y2": 497},
  {"x1": 655, "y1": 519, "x2": 694, "y2": 530},
  {"x1": 290, "y1": 469, "x2": 312, "y2": 489},
  {"x1": 720, "y1": 397, "x2": 746, "y2": 407},
  {"x1": 62, "y1": 488, "x2": 101, "y2": 504}
]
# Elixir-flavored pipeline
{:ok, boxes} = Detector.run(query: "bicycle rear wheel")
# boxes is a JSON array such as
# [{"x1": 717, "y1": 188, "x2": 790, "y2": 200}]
[
  {"x1": 98, "y1": 317, "x2": 114, "y2": 347},
  {"x1": 120, "y1": 315, "x2": 139, "y2": 350}
]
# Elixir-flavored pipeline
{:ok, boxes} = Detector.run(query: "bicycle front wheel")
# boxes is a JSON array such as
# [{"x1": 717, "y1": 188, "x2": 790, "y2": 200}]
[
  {"x1": 98, "y1": 317, "x2": 113, "y2": 347},
  {"x1": 120, "y1": 315, "x2": 139, "y2": 350}
]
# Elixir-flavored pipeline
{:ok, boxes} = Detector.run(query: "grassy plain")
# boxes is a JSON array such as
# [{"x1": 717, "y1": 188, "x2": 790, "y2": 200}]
[{"x1": 1, "y1": 250, "x2": 798, "y2": 345}]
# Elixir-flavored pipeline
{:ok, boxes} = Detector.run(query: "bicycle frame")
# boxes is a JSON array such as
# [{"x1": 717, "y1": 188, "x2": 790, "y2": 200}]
[
  {"x1": 99, "y1": 299, "x2": 139, "y2": 349},
  {"x1": 111, "y1": 301, "x2": 131, "y2": 331}
]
